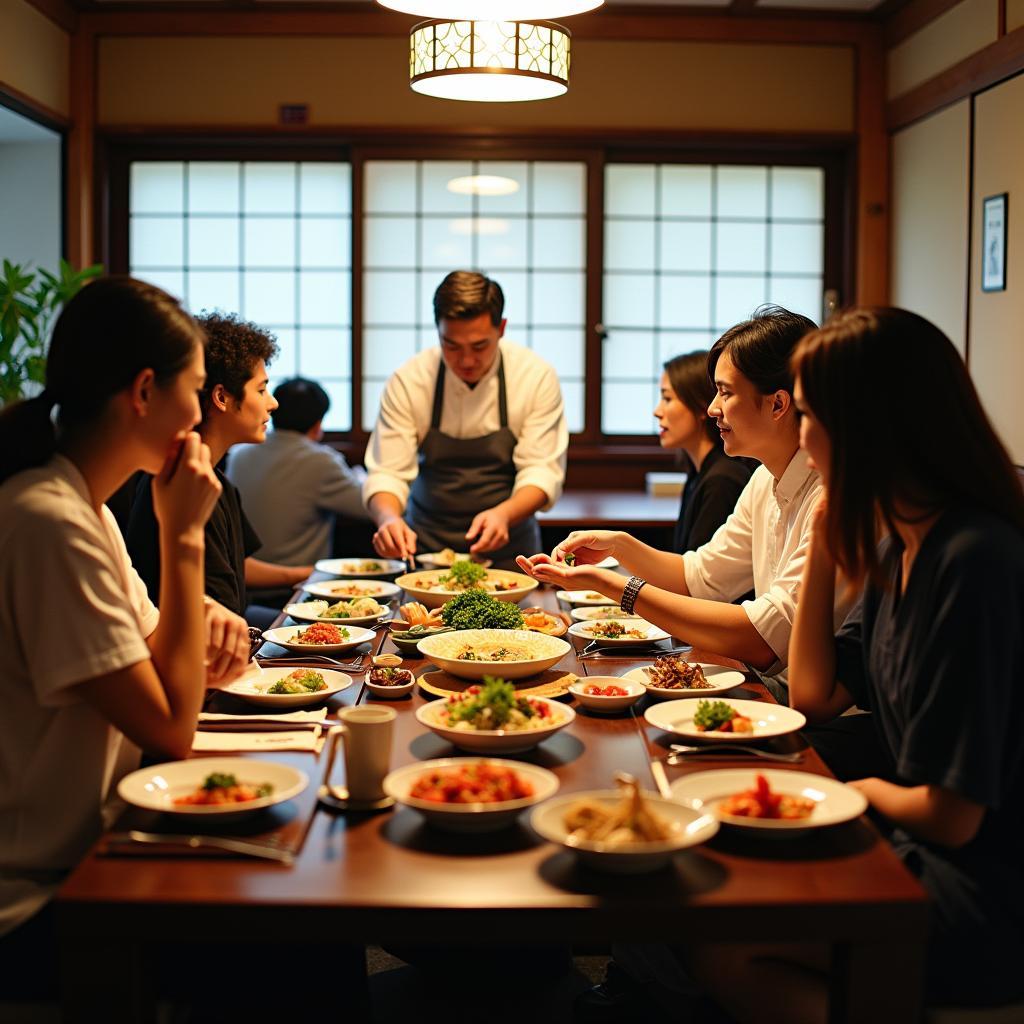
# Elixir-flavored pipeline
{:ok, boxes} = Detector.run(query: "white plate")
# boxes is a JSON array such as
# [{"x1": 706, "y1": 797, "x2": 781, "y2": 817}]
[
  {"x1": 395, "y1": 569, "x2": 538, "y2": 611},
  {"x1": 117, "y1": 757, "x2": 308, "y2": 818},
  {"x1": 530, "y1": 789, "x2": 719, "y2": 873},
  {"x1": 416, "y1": 695, "x2": 575, "y2": 754},
  {"x1": 568, "y1": 677, "x2": 645, "y2": 714},
  {"x1": 284, "y1": 600, "x2": 389, "y2": 627},
  {"x1": 416, "y1": 552, "x2": 493, "y2": 569},
  {"x1": 644, "y1": 697, "x2": 806, "y2": 742},
  {"x1": 570, "y1": 606, "x2": 642, "y2": 622},
  {"x1": 224, "y1": 667, "x2": 353, "y2": 707},
  {"x1": 416, "y1": 628, "x2": 570, "y2": 680},
  {"x1": 556, "y1": 590, "x2": 617, "y2": 606},
  {"x1": 568, "y1": 619, "x2": 671, "y2": 646},
  {"x1": 622, "y1": 663, "x2": 746, "y2": 701},
  {"x1": 383, "y1": 758, "x2": 559, "y2": 832},
  {"x1": 595, "y1": 556, "x2": 620, "y2": 569},
  {"x1": 670, "y1": 769, "x2": 868, "y2": 833},
  {"x1": 303, "y1": 580, "x2": 401, "y2": 601},
  {"x1": 315, "y1": 558, "x2": 406, "y2": 577},
  {"x1": 262, "y1": 624, "x2": 377, "y2": 654}
]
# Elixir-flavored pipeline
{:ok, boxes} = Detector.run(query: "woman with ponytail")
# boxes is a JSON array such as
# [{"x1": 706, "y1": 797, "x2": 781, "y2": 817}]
[{"x1": 0, "y1": 277, "x2": 232, "y2": 997}]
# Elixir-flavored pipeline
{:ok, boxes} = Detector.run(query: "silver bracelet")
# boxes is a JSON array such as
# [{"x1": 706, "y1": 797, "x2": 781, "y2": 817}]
[{"x1": 620, "y1": 575, "x2": 647, "y2": 614}]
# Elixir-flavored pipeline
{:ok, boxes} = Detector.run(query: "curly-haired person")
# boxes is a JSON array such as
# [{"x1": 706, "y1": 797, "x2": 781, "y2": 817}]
[{"x1": 127, "y1": 313, "x2": 313, "y2": 625}]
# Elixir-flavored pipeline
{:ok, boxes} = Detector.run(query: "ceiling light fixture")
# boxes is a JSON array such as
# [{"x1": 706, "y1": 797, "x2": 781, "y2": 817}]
[
  {"x1": 382, "y1": 0, "x2": 600, "y2": 19},
  {"x1": 447, "y1": 174, "x2": 520, "y2": 196},
  {"x1": 410, "y1": 20, "x2": 571, "y2": 103}
]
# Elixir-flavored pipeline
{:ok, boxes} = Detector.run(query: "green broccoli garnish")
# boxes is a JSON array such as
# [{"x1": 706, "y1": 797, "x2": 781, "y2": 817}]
[
  {"x1": 440, "y1": 590, "x2": 524, "y2": 631},
  {"x1": 563, "y1": 552, "x2": 576, "y2": 566},
  {"x1": 446, "y1": 676, "x2": 531, "y2": 728},
  {"x1": 693, "y1": 700, "x2": 736, "y2": 731},
  {"x1": 440, "y1": 560, "x2": 488, "y2": 589},
  {"x1": 202, "y1": 772, "x2": 239, "y2": 790}
]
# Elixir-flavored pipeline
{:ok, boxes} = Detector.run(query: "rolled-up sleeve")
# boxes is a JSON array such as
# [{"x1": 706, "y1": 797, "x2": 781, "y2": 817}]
[
  {"x1": 739, "y1": 510, "x2": 815, "y2": 669},
  {"x1": 511, "y1": 364, "x2": 567, "y2": 509},
  {"x1": 362, "y1": 372, "x2": 423, "y2": 513},
  {"x1": 682, "y1": 477, "x2": 757, "y2": 602}
]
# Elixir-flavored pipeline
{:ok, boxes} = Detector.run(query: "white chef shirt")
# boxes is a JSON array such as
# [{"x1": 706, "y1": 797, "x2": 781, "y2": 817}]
[
  {"x1": 0, "y1": 455, "x2": 158, "y2": 937},
  {"x1": 363, "y1": 338, "x2": 568, "y2": 513},
  {"x1": 681, "y1": 450, "x2": 857, "y2": 678}
]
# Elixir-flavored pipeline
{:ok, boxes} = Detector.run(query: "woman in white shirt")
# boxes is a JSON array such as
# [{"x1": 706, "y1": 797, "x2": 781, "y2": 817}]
[
  {"x1": 519, "y1": 306, "x2": 856, "y2": 696},
  {"x1": 0, "y1": 277, "x2": 228, "y2": 998}
]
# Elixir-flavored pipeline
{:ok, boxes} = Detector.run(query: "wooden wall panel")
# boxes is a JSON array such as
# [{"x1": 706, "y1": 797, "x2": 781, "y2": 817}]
[
  {"x1": 0, "y1": 0, "x2": 69, "y2": 117},
  {"x1": 887, "y1": 0, "x2": 998, "y2": 98}
]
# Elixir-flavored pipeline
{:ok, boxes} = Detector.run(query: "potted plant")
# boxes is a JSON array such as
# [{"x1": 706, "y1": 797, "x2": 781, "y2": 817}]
[{"x1": 0, "y1": 259, "x2": 103, "y2": 406}]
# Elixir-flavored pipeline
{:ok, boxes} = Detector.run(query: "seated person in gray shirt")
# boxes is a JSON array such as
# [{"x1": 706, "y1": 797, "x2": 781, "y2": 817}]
[{"x1": 227, "y1": 377, "x2": 369, "y2": 567}]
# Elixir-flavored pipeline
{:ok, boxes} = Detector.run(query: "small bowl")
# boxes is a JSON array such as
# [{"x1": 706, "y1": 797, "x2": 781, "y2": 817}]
[
  {"x1": 365, "y1": 666, "x2": 416, "y2": 699},
  {"x1": 568, "y1": 676, "x2": 645, "y2": 714},
  {"x1": 388, "y1": 621, "x2": 453, "y2": 656}
]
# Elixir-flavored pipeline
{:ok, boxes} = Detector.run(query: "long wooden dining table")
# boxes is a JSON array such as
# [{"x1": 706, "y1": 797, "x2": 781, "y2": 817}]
[{"x1": 55, "y1": 577, "x2": 927, "y2": 1023}]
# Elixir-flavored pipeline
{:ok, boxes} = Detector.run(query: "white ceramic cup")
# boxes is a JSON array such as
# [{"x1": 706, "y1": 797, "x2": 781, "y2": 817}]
[{"x1": 325, "y1": 706, "x2": 396, "y2": 802}]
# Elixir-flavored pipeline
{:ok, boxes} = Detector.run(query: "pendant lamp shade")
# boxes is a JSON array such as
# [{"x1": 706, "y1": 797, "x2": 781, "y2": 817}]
[{"x1": 410, "y1": 20, "x2": 570, "y2": 103}]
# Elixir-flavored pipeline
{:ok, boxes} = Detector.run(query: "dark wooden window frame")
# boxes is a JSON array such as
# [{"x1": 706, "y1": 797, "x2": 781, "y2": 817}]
[{"x1": 103, "y1": 131, "x2": 853, "y2": 487}]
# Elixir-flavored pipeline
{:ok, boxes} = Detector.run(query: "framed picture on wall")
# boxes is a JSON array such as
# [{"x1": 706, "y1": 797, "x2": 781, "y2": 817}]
[{"x1": 982, "y1": 193, "x2": 1008, "y2": 293}]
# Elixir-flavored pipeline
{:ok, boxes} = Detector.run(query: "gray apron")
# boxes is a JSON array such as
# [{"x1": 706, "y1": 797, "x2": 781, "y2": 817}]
[{"x1": 405, "y1": 356, "x2": 542, "y2": 569}]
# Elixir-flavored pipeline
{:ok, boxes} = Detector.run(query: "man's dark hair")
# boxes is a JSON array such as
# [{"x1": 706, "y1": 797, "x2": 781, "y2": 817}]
[
  {"x1": 433, "y1": 271, "x2": 504, "y2": 326},
  {"x1": 272, "y1": 377, "x2": 331, "y2": 434},
  {"x1": 195, "y1": 312, "x2": 279, "y2": 422},
  {"x1": 707, "y1": 305, "x2": 817, "y2": 396}
]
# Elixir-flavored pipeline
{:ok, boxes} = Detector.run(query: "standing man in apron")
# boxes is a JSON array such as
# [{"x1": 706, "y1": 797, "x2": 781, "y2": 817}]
[{"x1": 363, "y1": 272, "x2": 568, "y2": 569}]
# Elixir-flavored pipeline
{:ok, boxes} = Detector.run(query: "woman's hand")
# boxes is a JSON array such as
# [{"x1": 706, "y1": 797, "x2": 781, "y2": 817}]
[
  {"x1": 514, "y1": 556, "x2": 624, "y2": 601},
  {"x1": 152, "y1": 432, "x2": 221, "y2": 543},
  {"x1": 554, "y1": 530, "x2": 621, "y2": 565},
  {"x1": 203, "y1": 598, "x2": 250, "y2": 685}
]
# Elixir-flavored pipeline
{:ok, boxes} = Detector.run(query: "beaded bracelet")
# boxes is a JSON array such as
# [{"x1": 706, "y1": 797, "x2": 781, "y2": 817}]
[{"x1": 620, "y1": 575, "x2": 647, "y2": 614}]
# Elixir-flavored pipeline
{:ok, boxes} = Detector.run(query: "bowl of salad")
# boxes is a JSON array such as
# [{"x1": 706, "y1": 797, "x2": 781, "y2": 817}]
[
  {"x1": 415, "y1": 677, "x2": 575, "y2": 753},
  {"x1": 224, "y1": 667, "x2": 353, "y2": 708},
  {"x1": 395, "y1": 563, "x2": 537, "y2": 610},
  {"x1": 568, "y1": 676, "x2": 645, "y2": 714},
  {"x1": 383, "y1": 758, "x2": 559, "y2": 832}
]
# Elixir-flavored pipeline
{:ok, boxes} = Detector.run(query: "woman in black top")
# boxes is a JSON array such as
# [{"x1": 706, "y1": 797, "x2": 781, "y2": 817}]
[
  {"x1": 655, "y1": 351, "x2": 754, "y2": 552},
  {"x1": 790, "y1": 308, "x2": 1024, "y2": 1008}
]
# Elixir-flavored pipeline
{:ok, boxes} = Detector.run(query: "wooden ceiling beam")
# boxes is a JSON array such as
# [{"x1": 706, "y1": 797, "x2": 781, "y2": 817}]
[{"x1": 22, "y1": 0, "x2": 78, "y2": 33}]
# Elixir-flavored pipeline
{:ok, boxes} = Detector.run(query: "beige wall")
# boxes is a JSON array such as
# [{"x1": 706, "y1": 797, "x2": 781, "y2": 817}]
[
  {"x1": 0, "y1": 0, "x2": 69, "y2": 117},
  {"x1": 970, "y1": 72, "x2": 1024, "y2": 462},
  {"x1": 887, "y1": 0, "x2": 997, "y2": 99},
  {"x1": 98, "y1": 36, "x2": 854, "y2": 132},
  {"x1": 891, "y1": 100, "x2": 970, "y2": 354},
  {"x1": 1008, "y1": 0, "x2": 1024, "y2": 33}
]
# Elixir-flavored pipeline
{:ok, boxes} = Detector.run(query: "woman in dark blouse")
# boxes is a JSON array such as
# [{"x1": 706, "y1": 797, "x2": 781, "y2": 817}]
[
  {"x1": 790, "y1": 308, "x2": 1024, "y2": 1008},
  {"x1": 655, "y1": 352, "x2": 754, "y2": 553}
]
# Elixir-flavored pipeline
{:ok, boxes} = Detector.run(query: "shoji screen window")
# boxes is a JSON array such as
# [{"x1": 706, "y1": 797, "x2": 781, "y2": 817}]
[
  {"x1": 602, "y1": 164, "x2": 825, "y2": 435},
  {"x1": 362, "y1": 160, "x2": 586, "y2": 432},
  {"x1": 129, "y1": 161, "x2": 353, "y2": 430}
]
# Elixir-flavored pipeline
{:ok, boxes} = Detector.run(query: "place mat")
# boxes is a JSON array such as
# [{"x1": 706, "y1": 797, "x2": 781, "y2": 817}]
[
  {"x1": 96, "y1": 757, "x2": 322, "y2": 860},
  {"x1": 417, "y1": 668, "x2": 578, "y2": 700},
  {"x1": 198, "y1": 710, "x2": 328, "y2": 731},
  {"x1": 192, "y1": 729, "x2": 324, "y2": 753}
]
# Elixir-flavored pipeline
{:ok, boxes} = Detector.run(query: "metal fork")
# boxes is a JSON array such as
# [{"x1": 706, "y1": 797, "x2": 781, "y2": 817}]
[
  {"x1": 577, "y1": 643, "x2": 692, "y2": 660},
  {"x1": 257, "y1": 655, "x2": 365, "y2": 672},
  {"x1": 105, "y1": 830, "x2": 295, "y2": 864},
  {"x1": 667, "y1": 743, "x2": 802, "y2": 764}
]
